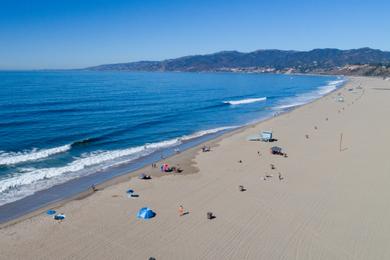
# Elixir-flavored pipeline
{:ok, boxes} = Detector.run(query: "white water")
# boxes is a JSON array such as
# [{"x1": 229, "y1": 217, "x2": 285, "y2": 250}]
[
  {"x1": 0, "y1": 125, "x2": 236, "y2": 206},
  {"x1": 0, "y1": 78, "x2": 346, "y2": 206},
  {"x1": 223, "y1": 97, "x2": 267, "y2": 105},
  {"x1": 0, "y1": 144, "x2": 71, "y2": 166},
  {"x1": 274, "y1": 78, "x2": 346, "y2": 110}
]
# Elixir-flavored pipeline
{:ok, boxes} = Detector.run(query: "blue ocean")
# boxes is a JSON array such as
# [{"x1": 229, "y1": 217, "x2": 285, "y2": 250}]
[{"x1": 0, "y1": 71, "x2": 344, "y2": 206}]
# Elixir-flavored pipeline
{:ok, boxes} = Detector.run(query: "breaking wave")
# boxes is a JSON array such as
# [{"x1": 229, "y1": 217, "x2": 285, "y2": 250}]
[
  {"x1": 274, "y1": 78, "x2": 346, "y2": 110},
  {"x1": 223, "y1": 97, "x2": 267, "y2": 105},
  {"x1": 0, "y1": 125, "x2": 236, "y2": 205},
  {"x1": 0, "y1": 144, "x2": 71, "y2": 166}
]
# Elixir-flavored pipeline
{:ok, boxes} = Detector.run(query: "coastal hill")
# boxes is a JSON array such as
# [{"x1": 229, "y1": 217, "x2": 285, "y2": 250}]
[{"x1": 87, "y1": 47, "x2": 390, "y2": 76}]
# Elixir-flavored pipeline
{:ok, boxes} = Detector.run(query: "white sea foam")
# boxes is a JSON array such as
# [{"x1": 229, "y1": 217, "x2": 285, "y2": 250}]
[
  {"x1": 223, "y1": 97, "x2": 267, "y2": 105},
  {"x1": 274, "y1": 102, "x2": 306, "y2": 110},
  {"x1": 0, "y1": 126, "x2": 236, "y2": 206},
  {"x1": 274, "y1": 78, "x2": 346, "y2": 111},
  {"x1": 181, "y1": 126, "x2": 238, "y2": 141},
  {"x1": 0, "y1": 144, "x2": 71, "y2": 166}
]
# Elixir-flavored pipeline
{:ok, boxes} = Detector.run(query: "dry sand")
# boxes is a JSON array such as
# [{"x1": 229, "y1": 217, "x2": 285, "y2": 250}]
[{"x1": 1, "y1": 76, "x2": 390, "y2": 260}]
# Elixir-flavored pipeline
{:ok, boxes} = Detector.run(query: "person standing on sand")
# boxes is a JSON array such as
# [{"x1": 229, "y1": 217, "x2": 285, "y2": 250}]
[{"x1": 179, "y1": 205, "x2": 184, "y2": 216}]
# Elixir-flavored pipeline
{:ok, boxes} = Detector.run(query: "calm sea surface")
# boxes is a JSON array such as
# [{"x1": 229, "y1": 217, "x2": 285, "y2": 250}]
[{"x1": 0, "y1": 71, "x2": 344, "y2": 206}]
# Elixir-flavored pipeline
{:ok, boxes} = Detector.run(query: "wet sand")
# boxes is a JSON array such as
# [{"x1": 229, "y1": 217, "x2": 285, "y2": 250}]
[{"x1": 2, "y1": 76, "x2": 390, "y2": 260}]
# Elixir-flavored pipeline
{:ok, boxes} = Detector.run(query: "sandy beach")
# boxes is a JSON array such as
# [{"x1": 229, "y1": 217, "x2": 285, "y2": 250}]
[{"x1": 1, "y1": 76, "x2": 390, "y2": 259}]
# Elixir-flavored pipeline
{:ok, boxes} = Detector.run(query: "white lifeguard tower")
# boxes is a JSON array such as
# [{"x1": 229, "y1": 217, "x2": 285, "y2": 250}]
[{"x1": 261, "y1": 131, "x2": 273, "y2": 142}]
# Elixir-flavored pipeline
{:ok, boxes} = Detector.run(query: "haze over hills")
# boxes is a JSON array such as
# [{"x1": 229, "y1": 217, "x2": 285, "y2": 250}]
[{"x1": 87, "y1": 48, "x2": 390, "y2": 76}]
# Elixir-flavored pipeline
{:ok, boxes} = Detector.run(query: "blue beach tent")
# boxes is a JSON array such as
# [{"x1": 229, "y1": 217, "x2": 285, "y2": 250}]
[
  {"x1": 47, "y1": 209, "x2": 56, "y2": 215},
  {"x1": 137, "y1": 207, "x2": 156, "y2": 219}
]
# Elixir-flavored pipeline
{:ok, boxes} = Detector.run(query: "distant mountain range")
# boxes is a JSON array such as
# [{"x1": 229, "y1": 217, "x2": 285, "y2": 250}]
[{"x1": 87, "y1": 48, "x2": 390, "y2": 76}]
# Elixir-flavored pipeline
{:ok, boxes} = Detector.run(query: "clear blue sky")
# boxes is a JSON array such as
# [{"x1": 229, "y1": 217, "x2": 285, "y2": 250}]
[{"x1": 1, "y1": 0, "x2": 389, "y2": 69}]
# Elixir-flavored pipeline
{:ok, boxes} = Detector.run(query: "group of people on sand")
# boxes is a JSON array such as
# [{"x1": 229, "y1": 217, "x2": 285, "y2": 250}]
[
  {"x1": 159, "y1": 163, "x2": 182, "y2": 173},
  {"x1": 259, "y1": 154, "x2": 285, "y2": 181}
]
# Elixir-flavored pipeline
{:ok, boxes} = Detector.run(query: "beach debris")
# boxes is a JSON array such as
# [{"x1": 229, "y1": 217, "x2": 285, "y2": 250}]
[
  {"x1": 238, "y1": 160, "x2": 242, "y2": 163},
  {"x1": 137, "y1": 207, "x2": 156, "y2": 220},
  {"x1": 207, "y1": 212, "x2": 215, "y2": 220}
]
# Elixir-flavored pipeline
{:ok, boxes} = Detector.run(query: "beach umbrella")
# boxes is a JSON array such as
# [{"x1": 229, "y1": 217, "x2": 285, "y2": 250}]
[
  {"x1": 136, "y1": 207, "x2": 156, "y2": 219},
  {"x1": 126, "y1": 189, "x2": 134, "y2": 194}
]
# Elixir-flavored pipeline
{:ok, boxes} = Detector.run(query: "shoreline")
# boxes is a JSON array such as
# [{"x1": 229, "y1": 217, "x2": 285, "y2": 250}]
[
  {"x1": 0, "y1": 117, "x2": 258, "y2": 228},
  {"x1": 3, "y1": 76, "x2": 390, "y2": 259},
  {"x1": 0, "y1": 76, "x2": 346, "y2": 228}
]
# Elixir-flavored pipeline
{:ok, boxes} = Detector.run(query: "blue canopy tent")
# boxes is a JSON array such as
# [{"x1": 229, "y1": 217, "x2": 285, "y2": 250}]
[{"x1": 137, "y1": 207, "x2": 156, "y2": 219}]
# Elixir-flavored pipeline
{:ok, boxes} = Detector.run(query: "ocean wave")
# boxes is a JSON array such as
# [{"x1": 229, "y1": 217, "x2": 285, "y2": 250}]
[
  {"x1": 223, "y1": 97, "x2": 267, "y2": 105},
  {"x1": 317, "y1": 79, "x2": 345, "y2": 95},
  {"x1": 0, "y1": 144, "x2": 71, "y2": 166},
  {"x1": 274, "y1": 102, "x2": 306, "y2": 110},
  {"x1": 181, "y1": 126, "x2": 238, "y2": 141},
  {"x1": 273, "y1": 77, "x2": 346, "y2": 111},
  {"x1": 0, "y1": 125, "x2": 236, "y2": 205}
]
